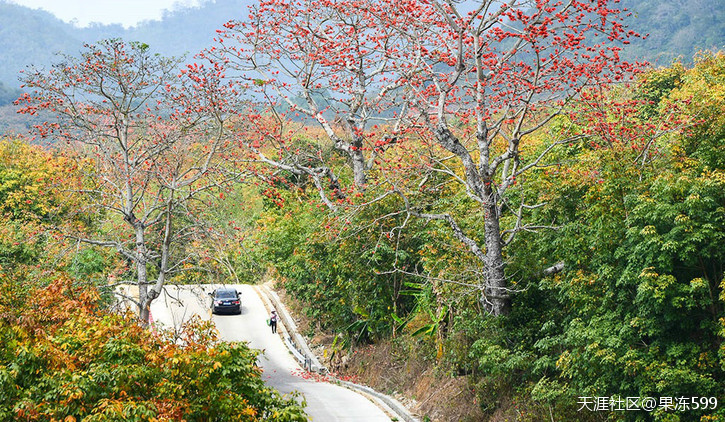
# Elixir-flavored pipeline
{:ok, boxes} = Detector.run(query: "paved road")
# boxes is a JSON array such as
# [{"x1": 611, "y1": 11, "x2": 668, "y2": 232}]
[{"x1": 150, "y1": 284, "x2": 392, "y2": 422}]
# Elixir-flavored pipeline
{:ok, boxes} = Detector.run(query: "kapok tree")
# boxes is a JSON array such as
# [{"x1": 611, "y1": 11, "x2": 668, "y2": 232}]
[
  {"x1": 16, "y1": 39, "x2": 243, "y2": 322},
  {"x1": 202, "y1": 0, "x2": 421, "y2": 206},
  {"x1": 379, "y1": 0, "x2": 643, "y2": 315},
  {"x1": 211, "y1": 0, "x2": 644, "y2": 316}
]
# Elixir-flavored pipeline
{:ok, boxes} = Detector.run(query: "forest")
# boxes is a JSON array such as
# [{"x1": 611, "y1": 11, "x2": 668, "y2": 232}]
[{"x1": 1, "y1": 0, "x2": 724, "y2": 421}]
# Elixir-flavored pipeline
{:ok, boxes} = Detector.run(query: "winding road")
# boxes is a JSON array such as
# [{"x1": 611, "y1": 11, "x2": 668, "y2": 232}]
[{"x1": 149, "y1": 284, "x2": 393, "y2": 422}]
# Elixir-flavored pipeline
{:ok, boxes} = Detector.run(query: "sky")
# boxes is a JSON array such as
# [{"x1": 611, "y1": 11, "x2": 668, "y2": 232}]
[{"x1": 7, "y1": 0, "x2": 204, "y2": 28}]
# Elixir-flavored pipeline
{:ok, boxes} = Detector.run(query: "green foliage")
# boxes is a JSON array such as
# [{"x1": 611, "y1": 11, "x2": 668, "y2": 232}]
[
  {"x1": 478, "y1": 53, "x2": 725, "y2": 420},
  {"x1": 68, "y1": 248, "x2": 108, "y2": 280},
  {"x1": 0, "y1": 139, "x2": 73, "y2": 221},
  {"x1": 247, "y1": 183, "x2": 422, "y2": 343},
  {"x1": 636, "y1": 63, "x2": 686, "y2": 119},
  {"x1": 0, "y1": 139, "x2": 86, "y2": 273}
]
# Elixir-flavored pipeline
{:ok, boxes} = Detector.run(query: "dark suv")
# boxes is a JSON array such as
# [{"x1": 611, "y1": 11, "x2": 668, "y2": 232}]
[{"x1": 210, "y1": 288, "x2": 242, "y2": 315}]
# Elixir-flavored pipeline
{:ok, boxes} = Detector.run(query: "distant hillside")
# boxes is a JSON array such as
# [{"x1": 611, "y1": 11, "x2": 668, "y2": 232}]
[
  {"x1": 0, "y1": 2, "x2": 83, "y2": 87},
  {"x1": 622, "y1": 0, "x2": 725, "y2": 65},
  {"x1": 75, "y1": 0, "x2": 249, "y2": 60},
  {"x1": 0, "y1": 0, "x2": 250, "y2": 93},
  {"x1": 0, "y1": 0, "x2": 722, "y2": 96}
]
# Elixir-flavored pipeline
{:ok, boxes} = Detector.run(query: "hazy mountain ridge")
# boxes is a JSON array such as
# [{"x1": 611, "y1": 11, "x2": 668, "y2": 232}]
[
  {"x1": 0, "y1": 2, "x2": 83, "y2": 87},
  {"x1": 0, "y1": 0, "x2": 249, "y2": 91},
  {"x1": 622, "y1": 0, "x2": 725, "y2": 65}
]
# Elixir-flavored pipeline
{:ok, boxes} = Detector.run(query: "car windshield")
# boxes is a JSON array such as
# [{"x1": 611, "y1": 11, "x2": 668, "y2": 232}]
[{"x1": 216, "y1": 290, "x2": 236, "y2": 299}]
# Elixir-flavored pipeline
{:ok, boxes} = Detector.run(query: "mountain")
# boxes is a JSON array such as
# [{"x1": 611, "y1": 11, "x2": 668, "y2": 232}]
[
  {"x1": 0, "y1": 0, "x2": 723, "y2": 93},
  {"x1": 81, "y1": 0, "x2": 250, "y2": 59},
  {"x1": 622, "y1": 0, "x2": 725, "y2": 65},
  {"x1": 0, "y1": 0, "x2": 251, "y2": 90},
  {"x1": 0, "y1": 2, "x2": 84, "y2": 87}
]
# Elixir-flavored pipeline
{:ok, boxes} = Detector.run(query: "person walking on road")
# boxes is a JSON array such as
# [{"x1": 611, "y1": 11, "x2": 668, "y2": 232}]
[{"x1": 269, "y1": 309, "x2": 278, "y2": 334}]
